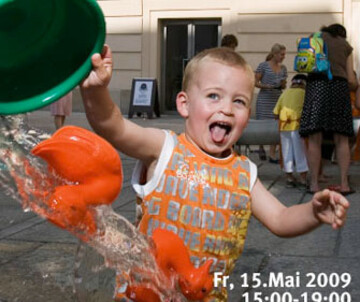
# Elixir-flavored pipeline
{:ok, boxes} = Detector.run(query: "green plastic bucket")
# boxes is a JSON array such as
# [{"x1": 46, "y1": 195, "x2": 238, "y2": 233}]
[{"x1": 0, "y1": 0, "x2": 105, "y2": 114}]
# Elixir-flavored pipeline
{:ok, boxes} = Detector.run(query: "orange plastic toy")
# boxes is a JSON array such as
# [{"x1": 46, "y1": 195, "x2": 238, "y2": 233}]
[
  {"x1": 29, "y1": 126, "x2": 213, "y2": 300},
  {"x1": 126, "y1": 228, "x2": 214, "y2": 302},
  {"x1": 31, "y1": 126, "x2": 123, "y2": 239}
]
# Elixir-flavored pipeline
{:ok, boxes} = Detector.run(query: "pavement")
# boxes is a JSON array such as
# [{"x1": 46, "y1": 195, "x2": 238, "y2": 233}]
[{"x1": 0, "y1": 110, "x2": 359, "y2": 302}]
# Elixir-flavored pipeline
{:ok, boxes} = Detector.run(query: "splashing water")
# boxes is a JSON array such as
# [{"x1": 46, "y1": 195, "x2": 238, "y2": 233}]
[
  {"x1": 0, "y1": 114, "x2": 54, "y2": 210},
  {"x1": 0, "y1": 115, "x2": 186, "y2": 302}
]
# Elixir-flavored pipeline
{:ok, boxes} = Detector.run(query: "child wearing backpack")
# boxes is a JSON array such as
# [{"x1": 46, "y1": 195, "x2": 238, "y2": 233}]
[{"x1": 273, "y1": 74, "x2": 308, "y2": 187}]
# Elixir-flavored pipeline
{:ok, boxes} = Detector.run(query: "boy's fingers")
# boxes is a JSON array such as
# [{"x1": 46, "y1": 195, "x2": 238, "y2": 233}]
[
  {"x1": 313, "y1": 189, "x2": 333, "y2": 208},
  {"x1": 102, "y1": 44, "x2": 111, "y2": 59},
  {"x1": 330, "y1": 191, "x2": 349, "y2": 228},
  {"x1": 91, "y1": 53, "x2": 103, "y2": 68},
  {"x1": 313, "y1": 189, "x2": 349, "y2": 228},
  {"x1": 335, "y1": 205, "x2": 346, "y2": 217},
  {"x1": 333, "y1": 216, "x2": 346, "y2": 229},
  {"x1": 331, "y1": 191, "x2": 350, "y2": 209},
  {"x1": 313, "y1": 189, "x2": 329, "y2": 200},
  {"x1": 315, "y1": 189, "x2": 349, "y2": 209}
]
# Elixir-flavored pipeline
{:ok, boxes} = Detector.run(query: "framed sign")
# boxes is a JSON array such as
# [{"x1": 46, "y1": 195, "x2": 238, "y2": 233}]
[{"x1": 128, "y1": 78, "x2": 160, "y2": 119}]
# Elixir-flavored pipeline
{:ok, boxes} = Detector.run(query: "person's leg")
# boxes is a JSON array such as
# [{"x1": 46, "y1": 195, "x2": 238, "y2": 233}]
[
  {"x1": 307, "y1": 132, "x2": 322, "y2": 192},
  {"x1": 269, "y1": 144, "x2": 277, "y2": 160},
  {"x1": 54, "y1": 115, "x2": 65, "y2": 130},
  {"x1": 318, "y1": 160, "x2": 332, "y2": 182},
  {"x1": 285, "y1": 172, "x2": 296, "y2": 187},
  {"x1": 299, "y1": 171, "x2": 307, "y2": 185},
  {"x1": 281, "y1": 132, "x2": 295, "y2": 186},
  {"x1": 292, "y1": 131, "x2": 308, "y2": 186},
  {"x1": 259, "y1": 145, "x2": 266, "y2": 160},
  {"x1": 352, "y1": 127, "x2": 360, "y2": 161},
  {"x1": 333, "y1": 133, "x2": 351, "y2": 192}
]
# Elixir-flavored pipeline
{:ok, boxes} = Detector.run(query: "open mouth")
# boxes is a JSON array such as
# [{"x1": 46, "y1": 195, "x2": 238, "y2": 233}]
[{"x1": 209, "y1": 121, "x2": 232, "y2": 143}]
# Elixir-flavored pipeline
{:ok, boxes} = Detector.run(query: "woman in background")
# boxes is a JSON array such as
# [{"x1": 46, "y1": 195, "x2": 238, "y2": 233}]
[
  {"x1": 255, "y1": 43, "x2": 288, "y2": 162},
  {"x1": 50, "y1": 91, "x2": 73, "y2": 130},
  {"x1": 299, "y1": 24, "x2": 357, "y2": 194}
]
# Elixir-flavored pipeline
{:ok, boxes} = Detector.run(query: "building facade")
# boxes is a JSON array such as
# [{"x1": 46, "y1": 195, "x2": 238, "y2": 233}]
[{"x1": 92, "y1": 0, "x2": 359, "y2": 116}]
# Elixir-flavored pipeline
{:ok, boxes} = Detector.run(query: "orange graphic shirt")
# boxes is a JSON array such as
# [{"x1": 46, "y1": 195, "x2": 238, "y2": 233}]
[{"x1": 132, "y1": 131, "x2": 257, "y2": 301}]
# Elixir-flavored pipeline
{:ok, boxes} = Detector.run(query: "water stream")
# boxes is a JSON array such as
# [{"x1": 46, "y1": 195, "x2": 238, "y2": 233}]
[{"x1": 0, "y1": 115, "x2": 186, "y2": 302}]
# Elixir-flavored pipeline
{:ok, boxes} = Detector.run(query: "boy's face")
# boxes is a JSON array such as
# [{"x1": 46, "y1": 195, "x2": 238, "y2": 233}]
[{"x1": 177, "y1": 59, "x2": 253, "y2": 158}]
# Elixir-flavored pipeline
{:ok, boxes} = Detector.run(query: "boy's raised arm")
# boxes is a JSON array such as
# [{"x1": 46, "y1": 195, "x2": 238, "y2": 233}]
[
  {"x1": 80, "y1": 45, "x2": 165, "y2": 165},
  {"x1": 251, "y1": 179, "x2": 349, "y2": 237}
]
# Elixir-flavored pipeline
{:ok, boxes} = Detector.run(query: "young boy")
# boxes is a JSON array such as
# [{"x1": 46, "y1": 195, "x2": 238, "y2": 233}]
[
  {"x1": 273, "y1": 74, "x2": 308, "y2": 187},
  {"x1": 80, "y1": 45, "x2": 349, "y2": 302}
]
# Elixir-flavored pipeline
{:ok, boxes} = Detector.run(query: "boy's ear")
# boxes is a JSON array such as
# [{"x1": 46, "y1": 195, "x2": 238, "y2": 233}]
[{"x1": 176, "y1": 91, "x2": 189, "y2": 118}]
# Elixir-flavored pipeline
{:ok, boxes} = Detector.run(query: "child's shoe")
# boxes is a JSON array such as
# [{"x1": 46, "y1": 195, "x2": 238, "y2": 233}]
[
  {"x1": 286, "y1": 179, "x2": 297, "y2": 188},
  {"x1": 269, "y1": 157, "x2": 279, "y2": 164}
]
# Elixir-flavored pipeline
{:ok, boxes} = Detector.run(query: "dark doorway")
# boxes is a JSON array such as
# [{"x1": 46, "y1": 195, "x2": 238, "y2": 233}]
[{"x1": 161, "y1": 19, "x2": 221, "y2": 110}]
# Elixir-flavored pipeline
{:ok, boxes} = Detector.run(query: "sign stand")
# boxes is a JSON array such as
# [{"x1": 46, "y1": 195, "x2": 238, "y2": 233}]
[{"x1": 128, "y1": 78, "x2": 160, "y2": 119}]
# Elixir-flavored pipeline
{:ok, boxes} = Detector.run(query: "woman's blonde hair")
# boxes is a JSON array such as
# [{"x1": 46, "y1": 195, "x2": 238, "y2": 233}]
[
  {"x1": 266, "y1": 43, "x2": 286, "y2": 60},
  {"x1": 182, "y1": 47, "x2": 254, "y2": 92}
]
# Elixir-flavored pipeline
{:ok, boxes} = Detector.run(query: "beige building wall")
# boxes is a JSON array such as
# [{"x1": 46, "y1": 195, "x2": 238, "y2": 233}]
[{"x1": 94, "y1": 0, "x2": 358, "y2": 115}]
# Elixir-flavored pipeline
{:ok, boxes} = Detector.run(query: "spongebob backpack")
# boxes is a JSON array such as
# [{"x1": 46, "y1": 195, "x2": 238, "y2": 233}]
[{"x1": 294, "y1": 32, "x2": 332, "y2": 79}]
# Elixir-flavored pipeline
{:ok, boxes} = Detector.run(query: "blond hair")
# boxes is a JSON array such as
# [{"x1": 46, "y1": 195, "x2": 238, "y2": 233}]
[
  {"x1": 182, "y1": 47, "x2": 255, "y2": 92},
  {"x1": 266, "y1": 43, "x2": 286, "y2": 60}
]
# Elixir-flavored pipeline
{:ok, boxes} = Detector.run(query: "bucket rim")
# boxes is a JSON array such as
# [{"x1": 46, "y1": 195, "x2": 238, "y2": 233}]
[{"x1": 0, "y1": 0, "x2": 106, "y2": 115}]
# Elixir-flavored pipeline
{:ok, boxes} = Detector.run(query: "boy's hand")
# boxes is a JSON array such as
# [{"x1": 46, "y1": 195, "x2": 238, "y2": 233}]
[
  {"x1": 312, "y1": 189, "x2": 350, "y2": 229},
  {"x1": 81, "y1": 44, "x2": 112, "y2": 89}
]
